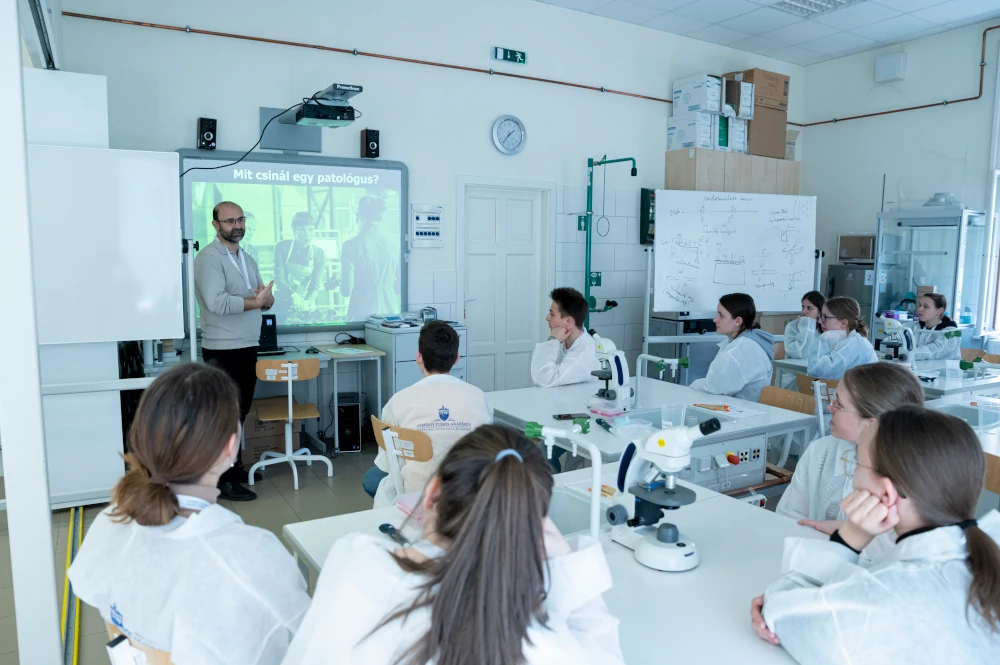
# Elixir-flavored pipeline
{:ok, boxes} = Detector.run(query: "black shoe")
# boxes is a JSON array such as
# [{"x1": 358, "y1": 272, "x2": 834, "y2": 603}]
[
  {"x1": 231, "y1": 467, "x2": 264, "y2": 484},
  {"x1": 219, "y1": 482, "x2": 257, "y2": 502}
]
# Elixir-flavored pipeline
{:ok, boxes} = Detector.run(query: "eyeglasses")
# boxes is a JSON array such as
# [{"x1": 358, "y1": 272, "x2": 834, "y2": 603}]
[
  {"x1": 839, "y1": 450, "x2": 907, "y2": 498},
  {"x1": 829, "y1": 394, "x2": 858, "y2": 415},
  {"x1": 217, "y1": 216, "x2": 246, "y2": 226},
  {"x1": 820, "y1": 315, "x2": 840, "y2": 322}
]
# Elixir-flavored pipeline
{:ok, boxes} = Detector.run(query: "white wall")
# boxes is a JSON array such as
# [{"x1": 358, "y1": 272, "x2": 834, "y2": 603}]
[
  {"x1": 800, "y1": 19, "x2": 1000, "y2": 287},
  {"x1": 59, "y1": 0, "x2": 804, "y2": 333}
]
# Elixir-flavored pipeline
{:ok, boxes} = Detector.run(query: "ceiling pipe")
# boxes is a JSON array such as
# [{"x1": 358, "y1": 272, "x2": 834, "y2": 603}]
[{"x1": 62, "y1": 13, "x2": 1000, "y2": 130}]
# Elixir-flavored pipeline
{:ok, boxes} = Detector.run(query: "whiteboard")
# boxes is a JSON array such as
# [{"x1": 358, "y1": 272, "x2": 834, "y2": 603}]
[
  {"x1": 27, "y1": 146, "x2": 184, "y2": 344},
  {"x1": 653, "y1": 191, "x2": 816, "y2": 312}
]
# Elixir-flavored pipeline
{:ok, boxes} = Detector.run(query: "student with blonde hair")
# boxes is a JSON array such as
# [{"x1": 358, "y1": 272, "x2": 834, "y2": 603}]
[{"x1": 807, "y1": 296, "x2": 878, "y2": 379}]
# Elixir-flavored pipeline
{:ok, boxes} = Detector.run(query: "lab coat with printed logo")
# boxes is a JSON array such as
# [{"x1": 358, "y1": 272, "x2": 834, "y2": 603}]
[
  {"x1": 763, "y1": 511, "x2": 1000, "y2": 665},
  {"x1": 531, "y1": 330, "x2": 602, "y2": 387},
  {"x1": 373, "y1": 373, "x2": 492, "y2": 504},
  {"x1": 281, "y1": 533, "x2": 625, "y2": 665},
  {"x1": 68, "y1": 505, "x2": 309, "y2": 665},
  {"x1": 807, "y1": 330, "x2": 878, "y2": 380}
]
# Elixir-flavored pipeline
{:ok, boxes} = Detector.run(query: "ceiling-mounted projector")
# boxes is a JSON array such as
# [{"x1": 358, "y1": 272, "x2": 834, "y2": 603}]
[{"x1": 279, "y1": 83, "x2": 362, "y2": 128}]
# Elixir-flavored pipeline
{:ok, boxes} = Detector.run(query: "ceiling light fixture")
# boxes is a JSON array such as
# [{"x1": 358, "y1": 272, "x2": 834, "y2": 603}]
[{"x1": 772, "y1": 0, "x2": 869, "y2": 18}]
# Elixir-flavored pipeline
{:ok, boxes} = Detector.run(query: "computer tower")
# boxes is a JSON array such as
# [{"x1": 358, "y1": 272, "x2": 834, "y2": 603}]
[{"x1": 337, "y1": 392, "x2": 361, "y2": 453}]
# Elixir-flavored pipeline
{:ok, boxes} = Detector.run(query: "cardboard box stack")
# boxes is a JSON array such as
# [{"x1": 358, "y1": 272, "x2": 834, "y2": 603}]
[
  {"x1": 722, "y1": 68, "x2": 790, "y2": 159},
  {"x1": 669, "y1": 74, "x2": 753, "y2": 153},
  {"x1": 241, "y1": 396, "x2": 303, "y2": 466}
]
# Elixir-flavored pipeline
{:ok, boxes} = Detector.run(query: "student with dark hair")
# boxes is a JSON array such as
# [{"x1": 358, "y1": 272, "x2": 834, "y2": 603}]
[
  {"x1": 69, "y1": 364, "x2": 309, "y2": 664},
  {"x1": 755, "y1": 406, "x2": 1000, "y2": 663},
  {"x1": 285, "y1": 425, "x2": 624, "y2": 665},
  {"x1": 690, "y1": 293, "x2": 774, "y2": 402},
  {"x1": 363, "y1": 321, "x2": 492, "y2": 504},
  {"x1": 914, "y1": 292, "x2": 961, "y2": 360},
  {"x1": 780, "y1": 291, "x2": 825, "y2": 389},
  {"x1": 807, "y1": 296, "x2": 878, "y2": 379},
  {"x1": 531, "y1": 287, "x2": 601, "y2": 387}
]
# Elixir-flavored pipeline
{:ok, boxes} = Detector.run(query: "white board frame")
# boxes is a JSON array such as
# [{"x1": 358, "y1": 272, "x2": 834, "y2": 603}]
[{"x1": 653, "y1": 190, "x2": 817, "y2": 313}]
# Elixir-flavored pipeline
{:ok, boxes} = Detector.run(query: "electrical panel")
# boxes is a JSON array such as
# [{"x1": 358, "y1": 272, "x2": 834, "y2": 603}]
[
  {"x1": 679, "y1": 435, "x2": 767, "y2": 493},
  {"x1": 410, "y1": 203, "x2": 444, "y2": 249}
]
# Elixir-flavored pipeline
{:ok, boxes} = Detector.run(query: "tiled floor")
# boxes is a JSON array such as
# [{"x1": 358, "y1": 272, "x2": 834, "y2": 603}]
[{"x1": 0, "y1": 446, "x2": 373, "y2": 663}]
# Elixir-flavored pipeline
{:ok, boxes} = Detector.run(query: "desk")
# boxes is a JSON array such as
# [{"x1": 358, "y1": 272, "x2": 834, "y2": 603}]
[
  {"x1": 774, "y1": 357, "x2": 1000, "y2": 399},
  {"x1": 319, "y1": 345, "x2": 385, "y2": 454},
  {"x1": 488, "y1": 378, "x2": 813, "y2": 493},
  {"x1": 283, "y1": 464, "x2": 819, "y2": 665}
]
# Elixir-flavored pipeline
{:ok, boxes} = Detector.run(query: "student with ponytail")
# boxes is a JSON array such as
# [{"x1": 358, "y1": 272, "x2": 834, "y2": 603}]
[
  {"x1": 807, "y1": 296, "x2": 878, "y2": 379},
  {"x1": 69, "y1": 363, "x2": 309, "y2": 665},
  {"x1": 283, "y1": 424, "x2": 624, "y2": 665},
  {"x1": 755, "y1": 406, "x2": 1000, "y2": 663}
]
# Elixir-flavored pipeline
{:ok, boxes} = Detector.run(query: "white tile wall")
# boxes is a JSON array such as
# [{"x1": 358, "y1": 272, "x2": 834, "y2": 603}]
[
  {"x1": 409, "y1": 271, "x2": 435, "y2": 304},
  {"x1": 590, "y1": 244, "x2": 616, "y2": 272},
  {"x1": 616, "y1": 188, "x2": 641, "y2": 218},
  {"x1": 592, "y1": 216, "x2": 628, "y2": 245},
  {"x1": 552, "y1": 185, "x2": 649, "y2": 358},
  {"x1": 626, "y1": 270, "x2": 648, "y2": 298}
]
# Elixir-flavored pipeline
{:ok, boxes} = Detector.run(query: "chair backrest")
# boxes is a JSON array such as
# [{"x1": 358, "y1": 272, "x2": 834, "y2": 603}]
[
  {"x1": 961, "y1": 347, "x2": 982, "y2": 362},
  {"x1": 255, "y1": 357, "x2": 321, "y2": 382},
  {"x1": 371, "y1": 416, "x2": 434, "y2": 463},
  {"x1": 981, "y1": 352, "x2": 1000, "y2": 364},
  {"x1": 773, "y1": 341, "x2": 786, "y2": 361},
  {"x1": 760, "y1": 386, "x2": 816, "y2": 417},
  {"x1": 106, "y1": 623, "x2": 173, "y2": 665},
  {"x1": 985, "y1": 452, "x2": 1000, "y2": 496},
  {"x1": 795, "y1": 374, "x2": 839, "y2": 395}
]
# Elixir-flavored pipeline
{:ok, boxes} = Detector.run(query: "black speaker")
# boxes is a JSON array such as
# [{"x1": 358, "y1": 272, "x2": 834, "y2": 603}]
[
  {"x1": 197, "y1": 117, "x2": 217, "y2": 150},
  {"x1": 360, "y1": 128, "x2": 379, "y2": 159}
]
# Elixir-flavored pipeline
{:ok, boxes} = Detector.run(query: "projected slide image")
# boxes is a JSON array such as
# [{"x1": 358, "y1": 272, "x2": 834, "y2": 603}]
[{"x1": 188, "y1": 161, "x2": 402, "y2": 327}]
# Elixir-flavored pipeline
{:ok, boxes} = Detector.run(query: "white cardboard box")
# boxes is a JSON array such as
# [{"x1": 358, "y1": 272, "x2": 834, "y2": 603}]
[
  {"x1": 668, "y1": 113, "x2": 728, "y2": 151},
  {"x1": 730, "y1": 118, "x2": 748, "y2": 153},
  {"x1": 672, "y1": 74, "x2": 721, "y2": 117}
]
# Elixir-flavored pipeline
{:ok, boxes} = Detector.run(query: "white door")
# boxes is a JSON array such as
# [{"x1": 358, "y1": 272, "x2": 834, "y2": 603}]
[{"x1": 464, "y1": 186, "x2": 544, "y2": 392}]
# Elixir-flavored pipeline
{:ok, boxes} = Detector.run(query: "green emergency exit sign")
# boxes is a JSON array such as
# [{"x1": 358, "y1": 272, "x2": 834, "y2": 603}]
[{"x1": 494, "y1": 47, "x2": 526, "y2": 65}]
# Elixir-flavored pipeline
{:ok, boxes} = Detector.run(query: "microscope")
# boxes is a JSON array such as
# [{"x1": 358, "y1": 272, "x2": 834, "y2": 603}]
[
  {"x1": 606, "y1": 418, "x2": 722, "y2": 572},
  {"x1": 874, "y1": 315, "x2": 915, "y2": 361},
  {"x1": 590, "y1": 334, "x2": 632, "y2": 415}
]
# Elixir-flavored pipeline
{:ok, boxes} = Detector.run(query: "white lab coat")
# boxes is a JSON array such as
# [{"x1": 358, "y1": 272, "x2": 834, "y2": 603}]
[
  {"x1": 781, "y1": 318, "x2": 820, "y2": 390},
  {"x1": 68, "y1": 505, "x2": 309, "y2": 665},
  {"x1": 774, "y1": 435, "x2": 895, "y2": 561},
  {"x1": 373, "y1": 374, "x2": 492, "y2": 505},
  {"x1": 775, "y1": 436, "x2": 854, "y2": 522},
  {"x1": 281, "y1": 533, "x2": 624, "y2": 665},
  {"x1": 913, "y1": 318, "x2": 962, "y2": 361},
  {"x1": 763, "y1": 511, "x2": 1000, "y2": 665},
  {"x1": 689, "y1": 330, "x2": 774, "y2": 403},
  {"x1": 807, "y1": 330, "x2": 878, "y2": 380},
  {"x1": 531, "y1": 330, "x2": 602, "y2": 387}
]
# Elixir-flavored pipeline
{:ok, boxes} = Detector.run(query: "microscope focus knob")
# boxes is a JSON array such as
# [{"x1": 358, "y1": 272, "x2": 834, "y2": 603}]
[
  {"x1": 607, "y1": 505, "x2": 629, "y2": 526},
  {"x1": 657, "y1": 523, "x2": 680, "y2": 544}
]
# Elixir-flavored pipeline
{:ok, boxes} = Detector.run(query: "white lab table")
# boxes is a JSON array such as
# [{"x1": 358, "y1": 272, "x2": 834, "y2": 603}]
[
  {"x1": 487, "y1": 377, "x2": 814, "y2": 462},
  {"x1": 773, "y1": 357, "x2": 1000, "y2": 399},
  {"x1": 283, "y1": 464, "x2": 819, "y2": 665}
]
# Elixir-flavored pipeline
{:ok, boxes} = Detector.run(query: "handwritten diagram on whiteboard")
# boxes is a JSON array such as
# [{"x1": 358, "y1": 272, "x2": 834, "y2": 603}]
[{"x1": 654, "y1": 191, "x2": 816, "y2": 312}]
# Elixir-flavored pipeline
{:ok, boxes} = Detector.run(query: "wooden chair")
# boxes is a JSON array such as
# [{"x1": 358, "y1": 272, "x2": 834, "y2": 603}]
[
  {"x1": 985, "y1": 453, "x2": 1000, "y2": 496},
  {"x1": 250, "y1": 358, "x2": 333, "y2": 490},
  {"x1": 962, "y1": 347, "x2": 984, "y2": 361},
  {"x1": 759, "y1": 386, "x2": 817, "y2": 468},
  {"x1": 795, "y1": 375, "x2": 838, "y2": 438},
  {"x1": 371, "y1": 415, "x2": 434, "y2": 506},
  {"x1": 106, "y1": 623, "x2": 173, "y2": 664},
  {"x1": 773, "y1": 341, "x2": 786, "y2": 361}
]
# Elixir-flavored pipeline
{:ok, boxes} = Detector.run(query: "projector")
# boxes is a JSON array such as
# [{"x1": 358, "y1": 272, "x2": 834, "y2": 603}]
[{"x1": 279, "y1": 83, "x2": 363, "y2": 129}]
